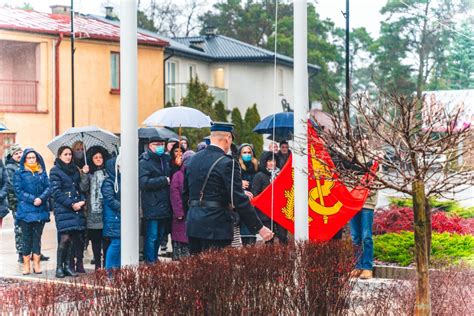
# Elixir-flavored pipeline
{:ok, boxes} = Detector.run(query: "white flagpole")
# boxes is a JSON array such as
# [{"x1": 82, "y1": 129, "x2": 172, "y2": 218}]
[
  {"x1": 120, "y1": 0, "x2": 139, "y2": 266},
  {"x1": 293, "y1": 0, "x2": 309, "y2": 241}
]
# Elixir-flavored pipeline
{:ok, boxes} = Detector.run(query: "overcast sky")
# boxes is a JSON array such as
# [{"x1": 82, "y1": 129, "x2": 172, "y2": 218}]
[{"x1": 2, "y1": 0, "x2": 385, "y2": 37}]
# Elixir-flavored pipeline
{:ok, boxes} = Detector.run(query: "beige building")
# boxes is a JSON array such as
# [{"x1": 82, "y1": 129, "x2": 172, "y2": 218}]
[{"x1": 0, "y1": 6, "x2": 168, "y2": 167}]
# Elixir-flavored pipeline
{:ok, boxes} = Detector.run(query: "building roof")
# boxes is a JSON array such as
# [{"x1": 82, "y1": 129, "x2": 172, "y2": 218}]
[
  {"x1": 171, "y1": 35, "x2": 320, "y2": 72},
  {"x1": 0, "y1": 7, "x2": 168, "y2": 47}
]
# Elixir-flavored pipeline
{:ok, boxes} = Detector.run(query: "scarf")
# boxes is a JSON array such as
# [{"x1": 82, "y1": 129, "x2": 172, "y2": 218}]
[
  {"x1": 24, "y1": 162, "x2": 42, "y2": 174},
  {"x1": 55, "y1": 158, "x2": 78, "y2": 176},
  {"x1": 90, "y1": 170, "x2": 107, "y2": 214}
]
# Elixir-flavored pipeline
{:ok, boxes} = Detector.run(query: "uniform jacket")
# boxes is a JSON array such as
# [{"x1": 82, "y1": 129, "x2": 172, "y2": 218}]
[
  {"x1": 13, "y1": 149, "x2": 50, "y2": 223},
  {"x1": 183, "y1": 145, "x2": 263, "y2": 240},
  {"x1": 102, "y1": 158, "x2": 121, "y2": 238},
  {"x1": 50, "y1": 159, "x2": 86, "y2": 232},
  {"x1": 139, "y1": 151, "x2": 172, "y2": 220}
]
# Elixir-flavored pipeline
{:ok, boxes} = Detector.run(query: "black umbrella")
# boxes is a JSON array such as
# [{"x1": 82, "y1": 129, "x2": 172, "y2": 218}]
[{"x1": 138, "y1": 127, "x2": 179, "y2": 141}]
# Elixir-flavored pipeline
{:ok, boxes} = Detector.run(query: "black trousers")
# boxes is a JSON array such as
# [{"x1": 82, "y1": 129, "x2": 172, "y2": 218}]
[
  {"x1": 19, "y1": 220, "x2": 45, "y2": 255},
  {"x1": 188, "y1": 237, "x2": 231, "y2": 255}
]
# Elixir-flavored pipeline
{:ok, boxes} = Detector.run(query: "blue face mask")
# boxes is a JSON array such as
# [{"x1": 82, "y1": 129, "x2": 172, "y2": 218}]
[
  {"x1": 155, "y1": 146, "x2": 165, "y2": 155},
  {"x1": 242, "y1": 154, "x2": 252, "y2": 162}
]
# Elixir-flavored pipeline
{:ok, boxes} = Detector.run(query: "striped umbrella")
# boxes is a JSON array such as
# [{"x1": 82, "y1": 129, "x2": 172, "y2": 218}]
[{"x1": 47, "y1": 126, "x2": 119, "y2": 160}]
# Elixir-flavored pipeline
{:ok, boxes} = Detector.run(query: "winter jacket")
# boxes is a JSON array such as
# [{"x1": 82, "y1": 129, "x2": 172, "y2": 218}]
[
  {"x1": 0, "y1": 161, "x2": 8, "y2": 218},
  {"x1": 170, "y1": 152, "x2": 195, "y2": 243},
  {"x1": 50, "y1": 159, "x2": 86, "y2": 232},
  {"x1": 82, "y1": 168, "x2": 107, "y2": 229},
  {"x1": 139, "y1": 150, "x2": 172, "y2": 220},
  {"x1": 251, "y1": 169, "x2": 273, "y2": 222},
  {"x1": 5, "y1": 156, "x2": 19, "y2": 214},
  {"x1": 102, "y1": 158, "x2": 121, "y2": 238},
  {"x1": 13, "y1": 149, "x2": 50, "y2": 223}
]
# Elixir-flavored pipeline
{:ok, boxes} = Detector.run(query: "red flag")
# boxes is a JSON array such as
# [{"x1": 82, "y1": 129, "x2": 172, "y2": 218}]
[{"x1": 251, "y1": 121, "x2": 378, "y2": 241}]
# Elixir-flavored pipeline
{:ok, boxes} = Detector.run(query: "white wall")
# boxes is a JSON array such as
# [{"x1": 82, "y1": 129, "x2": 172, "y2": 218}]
[
  {"x1": 226, "y1": 62, "x2": 294, "y2": 119},
  {"x1": 164, "y1": 57, "x2": 297, "y2": 122}
]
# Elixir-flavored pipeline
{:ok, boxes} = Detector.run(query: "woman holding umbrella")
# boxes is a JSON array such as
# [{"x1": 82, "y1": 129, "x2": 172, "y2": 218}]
[
  {"x1": 81, "y1": 146, "x2": 110, "y2": 270},
  {"x1": 50, "y1": 146, "x2": 87, "y2": 278}
]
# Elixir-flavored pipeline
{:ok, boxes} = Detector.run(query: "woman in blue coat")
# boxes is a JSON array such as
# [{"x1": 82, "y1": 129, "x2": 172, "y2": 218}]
[
  {"x1": 50, "y1": 146, "x2": 86, "y2": 278},
  {"x1": 13, "y1": 148, "x2": 50, "y2": 275},
  {"x1": 102, "y1": 157, "x2": 121, "y2": 270}
]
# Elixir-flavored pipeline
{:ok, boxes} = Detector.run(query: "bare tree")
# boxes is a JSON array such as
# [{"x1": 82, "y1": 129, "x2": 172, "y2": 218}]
[
  {"x1": 308, "y1": 93, "x2": 473, "y2": 315},
  {"x1": 139, "y1": 0, "x2": 204, "y2": 37}
]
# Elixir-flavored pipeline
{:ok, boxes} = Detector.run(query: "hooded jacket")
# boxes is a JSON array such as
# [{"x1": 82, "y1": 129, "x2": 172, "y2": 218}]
[
  {"x1": 50, "y1": 158, "x2": 86, "y2": 232},
  {"x1": 102, "y1": 158, "x2": 121, "y2": 238},
  {"x1": 13, "y1": 149, "x2": 50, "y2": 222}
]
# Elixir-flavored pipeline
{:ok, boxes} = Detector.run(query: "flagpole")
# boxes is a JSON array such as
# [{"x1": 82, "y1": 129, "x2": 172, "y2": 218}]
[
  {"x1": 120, "y1": 0, "x2": 139, "y2": 266},
  {"x1": 293, "y1": 0, "x2": 309, "y2": 241}
]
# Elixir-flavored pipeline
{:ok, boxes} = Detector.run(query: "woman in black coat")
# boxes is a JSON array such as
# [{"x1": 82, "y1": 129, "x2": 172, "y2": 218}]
[
  {"x1": 50, "y1": 146, "x2": 87, "y2": 278},
  {"x1": 251, "y1": 154, "x2": 288, "y2": 244},
  {"x1": 238, "y1": 144, "x2": 259, "y2": 245}
]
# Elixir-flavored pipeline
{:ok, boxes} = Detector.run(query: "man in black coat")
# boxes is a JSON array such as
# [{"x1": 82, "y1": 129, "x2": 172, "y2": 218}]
[
  {"x1": 183, "y1": 122, "x2": 274, "y2": 254},
  {"x1": 139, "y1": 136, "x2": 172, "y2": 263}
]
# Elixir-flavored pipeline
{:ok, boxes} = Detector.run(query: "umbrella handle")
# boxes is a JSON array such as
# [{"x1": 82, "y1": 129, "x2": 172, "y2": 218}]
[{"x1": 81, "y1": 133, "x2": 88, "y2": 167}]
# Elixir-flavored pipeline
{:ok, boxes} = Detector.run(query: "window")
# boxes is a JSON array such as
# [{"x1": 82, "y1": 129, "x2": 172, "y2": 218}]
[
  {"x1": 213, "y1": 67, "x2": 225, "y2": 89},
  {"x1": 110, "y1": 52, "x2": 120, "y2": 93},
  {"x1": 166, "y1": 61, "x2": 178, "y2": 103},
  {"x1": 189, "y1": 64, "x2": 196, "y2": 81},
  {"x1": 0, "y1": 40, "x2": 39, "y2": 112}
]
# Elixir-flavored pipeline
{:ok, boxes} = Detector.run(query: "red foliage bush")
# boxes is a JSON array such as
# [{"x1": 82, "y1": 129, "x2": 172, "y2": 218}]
[
  {"x1": 0, "y1": 241, "x2": 357, "y2": 315},
  {"x1": 374, "y1": 206, "x2": 472, "y2": 235}
]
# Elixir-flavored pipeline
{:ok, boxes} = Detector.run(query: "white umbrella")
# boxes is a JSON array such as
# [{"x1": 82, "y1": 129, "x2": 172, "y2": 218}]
[
  {"x1": 143, "y1": 106, "x2": 212, "y2": 128},
  {"x1": 47, "y1": 126, "x2": 119, "y2": 163}
]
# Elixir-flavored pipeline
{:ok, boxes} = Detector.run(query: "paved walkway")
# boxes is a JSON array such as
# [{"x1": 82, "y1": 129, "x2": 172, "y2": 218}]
[
  {"x1": 0, "y1": 213, "x2": 173, "y2": 281},
  {"x1": 0, "y1": 214, "x2": 95, "y2": 280}
]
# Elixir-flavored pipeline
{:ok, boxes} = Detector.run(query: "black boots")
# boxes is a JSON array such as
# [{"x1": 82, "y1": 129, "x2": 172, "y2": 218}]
[
  {"x1": 55, "y1": 247, "x2": 65, "y2": 278},
  {"x1": 56, "y1": 246, "x2": 78, "y2": 278},
  {"x1": 64, "y1": 246, "x2": 78, "y2": 277}
]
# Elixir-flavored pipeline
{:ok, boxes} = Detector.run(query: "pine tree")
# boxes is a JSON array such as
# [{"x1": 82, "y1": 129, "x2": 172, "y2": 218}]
[
  {"x1": 212, "y1": 101, "x2": 228, "y2": 122},
  {"x1": 242, "y1": 104, "x2": 263, "y2": 158},
  {"x1": 230, "y1": 107, "x2": 244, "y2": 145}
]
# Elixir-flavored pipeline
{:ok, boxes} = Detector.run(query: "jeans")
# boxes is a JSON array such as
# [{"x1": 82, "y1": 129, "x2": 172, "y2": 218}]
[
  {"x1": 105, "y1": 238, "x2": 121, "y2": 270},
  {"x1": 144, "y1": 220, "x2": 165, "y2": 263},
  {"x1": 349, "y1": 208, "x2": 374, "y2": 270},
  {"x1": 19, "y1": 221, "x2": 45, "y2": 255}
]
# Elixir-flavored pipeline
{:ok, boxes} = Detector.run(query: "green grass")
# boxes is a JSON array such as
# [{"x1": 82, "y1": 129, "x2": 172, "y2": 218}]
[{"x1": 374, "y1": 231, "x2": 474, "y2": 267}]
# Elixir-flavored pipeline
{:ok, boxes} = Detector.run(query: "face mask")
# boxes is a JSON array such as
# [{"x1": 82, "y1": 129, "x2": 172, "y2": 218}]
[
  {"x1": 155, "y1": 146, "x2": 165, "y2": 155},
  {"x1": 73, "y1": 150, "x2": 84, "y2": 160},
  {"x1": 242, "y1": 154, "x2": 252, "y2": 162}
]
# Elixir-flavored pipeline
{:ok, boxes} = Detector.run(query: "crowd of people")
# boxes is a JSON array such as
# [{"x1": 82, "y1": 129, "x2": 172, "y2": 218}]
[
  {"x1": 1, "y1": 121, "x2": 376, "y2": 280},
  {"x1": 0, "y1": 127, "x2": 292, "y2": 278}
]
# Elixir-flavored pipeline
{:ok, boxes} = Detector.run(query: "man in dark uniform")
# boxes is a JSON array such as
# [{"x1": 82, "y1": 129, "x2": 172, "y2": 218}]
[{"x1": 183, "y1": 122, "x2": 274, "y2": 254}]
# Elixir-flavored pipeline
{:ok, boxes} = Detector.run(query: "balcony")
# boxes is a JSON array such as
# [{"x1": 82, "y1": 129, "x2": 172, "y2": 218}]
[
  {"x1": 0, "y1": 80, "x2": 38, "y2": 111},
  {"x1": 165, "y1": 83, "x2": 228, "y2": 109}
]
